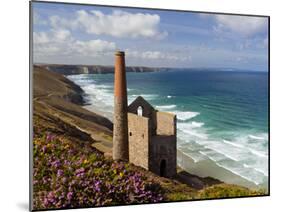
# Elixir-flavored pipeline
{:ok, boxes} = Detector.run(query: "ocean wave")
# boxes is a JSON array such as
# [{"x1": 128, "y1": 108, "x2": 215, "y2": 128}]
[
  {"x1": 216, "y1": 161, "x2": 266, "y2": 185},
  {"x1": 248, "y1": 149, "x2": 268, "y2": 158},
  {"x1": 248, "y1": 134, "x2": 267, "y2": 140},
  {"x1": 178, "y1": 140, "x2": 204, "y2": 152},
  {"x1": 180, "y1": 151, "x2": 206, "y2": 163},
  {"x1": 81, "y1": 83, "x2": 114, "y2": 109},
  {"x1": 167, "y1": 95, "x2": 174, "y2": 98},
  {"x1": 179, "y1": 148, "x2": 266, "y2": 186},
  {"x1": 177, "y1": 122, "x2": 208, "y2": 139},
  {"x1": 95, "y1": 84, "x2": 113, "y2": 89},
  {"x1": 199, "y1": 150, "x2": 226, "y2": 162},
  {"x1": 223, "y1": 139, "x2": 268, "y2": 158},
  {"x1": 177, "y1": 121, "x2": 205, "y2": 130},
  {"x1": 190, "y1": 121, "x2": 204, "y2": 128},
  {"x1": 67, "y1": 75, "x2": 96, "y2": 86},
  {"x1": 243, "y1": 164, "x2": 268, "y2": 177},
  {"x1": 155, "y1": 105, "x2": 177, "y2": 110},
  {"x1": 223, "y1": 139, "x2": 245, "y2": 149},
  {"x1": 131, "y1": 94, "x2": 158, "y2": 100},
  {"x1": 204, "y1": 146, "x2": 240, "y2": 162},
  {"x1": 174, "y1": 111, "x2": 200, "y2": 121},
  {"x1": 253, "y1": 167, "x2": 268, "y2": 177},
  {"x1": 181, "y1": 133, "x2": 268, "y2": 185}
]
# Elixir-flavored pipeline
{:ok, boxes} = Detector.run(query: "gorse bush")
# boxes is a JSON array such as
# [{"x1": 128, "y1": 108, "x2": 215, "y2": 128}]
[{"x1": 33, "y1": 133, "x2": 163, "y2": 210}]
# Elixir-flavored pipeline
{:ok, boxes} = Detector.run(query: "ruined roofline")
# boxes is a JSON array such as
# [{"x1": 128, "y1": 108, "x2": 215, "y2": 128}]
[{"x1": 128, "y1": 96, "x2": 155, "y2": 112}]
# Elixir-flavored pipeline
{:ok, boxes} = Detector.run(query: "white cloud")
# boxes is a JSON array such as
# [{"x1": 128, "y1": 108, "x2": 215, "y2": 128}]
[
  {"x1": 34, "y1": 29, "x2": 73, "y2": 44},
  {"x1": 33, "y1": 12, "x2": 47, "y2": 26},
  {"x1": 49, "y1": 10, "x2": 167, "y2": 39},
  {"x1": 73, "y1": 40, "x2": 116, "y2": 55},
  {"x1": 33, "y1": 31, "x2": 50, "y2": 44},
  {"x1": 235, "y1": 36, "x2": 269, "y2": 51},
  {"x1": 52, "y1": 29, "x2": 72, "y2": 42},
  {"x1": 214, "y1": 15, "x2": 267, "y2": 37},
  {"x1": 33, "y1": 29, "x2": 116, "y2": 59},
  {"x1": 126, "y1": 49, "x2": 191, "y2": 61}
]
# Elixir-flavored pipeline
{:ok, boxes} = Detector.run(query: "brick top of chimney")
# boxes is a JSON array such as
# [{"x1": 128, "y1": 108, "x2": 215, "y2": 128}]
[{"x1": 115, "y1": 51, "x2": 125, "y2": 56}]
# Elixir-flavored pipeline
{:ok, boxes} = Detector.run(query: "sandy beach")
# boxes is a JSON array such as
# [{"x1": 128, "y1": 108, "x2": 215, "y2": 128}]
[{"x1": 177, "y1": 150, "x2": 268, "y2": 190}]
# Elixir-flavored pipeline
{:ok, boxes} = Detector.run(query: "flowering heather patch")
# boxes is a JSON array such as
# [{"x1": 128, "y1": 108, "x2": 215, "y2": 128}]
[{"x1": 33, "y1": 133, "x2": 163, "y2": 210}]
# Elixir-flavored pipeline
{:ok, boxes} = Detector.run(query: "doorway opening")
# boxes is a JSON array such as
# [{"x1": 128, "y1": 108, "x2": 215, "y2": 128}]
[{"x1": 160, "y1": 159, "x2": 166, "y2": 177}]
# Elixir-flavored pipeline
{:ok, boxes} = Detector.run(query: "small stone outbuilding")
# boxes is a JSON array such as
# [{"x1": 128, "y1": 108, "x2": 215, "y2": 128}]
[{"x1": 127, "y1": 96, "x2": 177, "y2": 177}]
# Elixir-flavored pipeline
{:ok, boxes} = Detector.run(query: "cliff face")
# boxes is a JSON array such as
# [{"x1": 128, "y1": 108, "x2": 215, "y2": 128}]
[
  {"x1": 33, "y1": 66, "x2": 113, "y2": 147},
  {"x1": 38, "y1": 64, "x2": 167, "y2": 75}
]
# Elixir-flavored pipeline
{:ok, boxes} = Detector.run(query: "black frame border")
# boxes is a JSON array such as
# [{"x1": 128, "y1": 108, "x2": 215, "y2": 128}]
[{"x1": 29, "y1": 0, "x2": 270, "y2": 211}]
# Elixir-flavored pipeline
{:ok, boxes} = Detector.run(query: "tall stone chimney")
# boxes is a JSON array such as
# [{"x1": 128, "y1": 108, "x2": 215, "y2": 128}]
[{"x1": 113, "y1": 51, "x2": 129, "y2": 161}]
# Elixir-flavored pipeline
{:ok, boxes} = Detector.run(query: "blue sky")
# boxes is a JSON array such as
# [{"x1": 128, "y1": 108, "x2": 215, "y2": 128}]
[{"x1": 33, "y1": 2, "x2": 269, "y2": 71}]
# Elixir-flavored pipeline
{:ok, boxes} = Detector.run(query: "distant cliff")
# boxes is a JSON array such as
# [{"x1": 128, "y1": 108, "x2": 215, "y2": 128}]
[{"x1": 37, "y1": 64, "x2": 167, "y2": 75}]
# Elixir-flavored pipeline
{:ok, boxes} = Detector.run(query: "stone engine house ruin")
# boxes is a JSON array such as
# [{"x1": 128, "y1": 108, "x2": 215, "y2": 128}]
[
  {"x1": 113, "y1": 51, "x2": 177, "y2": 177},
  {"x1": 128, "y1": 96, "x2": 177, "y2": 177}
]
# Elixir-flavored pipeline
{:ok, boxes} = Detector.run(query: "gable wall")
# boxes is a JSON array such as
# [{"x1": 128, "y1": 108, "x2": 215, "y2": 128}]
[
  {"x1": 128, "y1": 113, "x2": 150, "y2": 169},
  {"x1": 156, "y1": 111, "x2": 176, "y2": 136}
]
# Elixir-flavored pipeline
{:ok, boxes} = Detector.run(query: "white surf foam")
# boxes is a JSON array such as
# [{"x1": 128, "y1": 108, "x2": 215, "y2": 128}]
[
  {"x1": 243, "y1": 163, "x2": 251, "y2": 168},
  {"x1": 131, "y1": 94, "x2": 158, "y2": 100},
  {"x1": 216, "y1": 162, "x2": 262, "y2": 185},
  {"x1": 155, "y1": 105, "x2": 177, "y2": 110},
  {"x1": 180, "y1": 151, "x2": 206, "y2": 163},
  {"x1": 190, "y1": 121, "x2": 204, "y2": 128},
  {"x1": 249, "y1": 134, "x2": 267, "y2": 140},
  {"x1": 193, "y1": 135, "x2": 268, "y2": 185},
  {"x1": 223, "y1": 139, "x2": 245, "y2": 149},
  {"x1": 223, "y1": 139, "x2": 268, "y2": 158},
  {"x1": 94, "y1": 84, "x2": 113, "y2": 89},
  {"x1": 248, "y1": 149, "x2": 268, "y2": 158},
  {"x1": 83, "y1": 84, "x2": 113, "y2": 107},
  {"x1": 178, "y1": 140, "x2": 204, "y2": 152},
  {"x1": 254, "y1": 167, "x2": 268, "y2": 177},
  {"x1": 205, "y1": 146, "x2": 240, "y2": 162},
  {"x1": 174, "y1": 111, "x2": 200, "y2": 121},
  {"x1": 177, "y1": 122, "x2": 208, "y2": 139},
  {"x1": 199, "y1": 150, "x2": 226, "y2": 162}
]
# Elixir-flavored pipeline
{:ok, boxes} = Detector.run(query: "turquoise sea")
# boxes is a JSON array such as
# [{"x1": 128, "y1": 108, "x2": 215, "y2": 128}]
[{"x1": 67, "y1": 69, "x2": 268, "y2": 187}]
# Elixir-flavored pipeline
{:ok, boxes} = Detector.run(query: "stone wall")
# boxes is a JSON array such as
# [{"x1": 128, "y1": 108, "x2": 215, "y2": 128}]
[
  {"x1": 127, "y1": 96, "x2": 177, "y2": 178},
  {"x1": 128, "y1": 96, "x2": 157, "y2": 136},
  {"x1": 128, "y1": 113, "x2": 150, "y2": 169},
  {"x1": 156, "y1": 111, "x2": 176, "y2": 136},
  {"x1": 149, "y1": 135, "x2": 177, "y2": 177}
]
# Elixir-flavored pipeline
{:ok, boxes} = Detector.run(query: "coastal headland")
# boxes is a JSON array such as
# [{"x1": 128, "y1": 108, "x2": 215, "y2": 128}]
[{"x1": 37, "y1": 64, "x2": 167, "y2": 75}]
